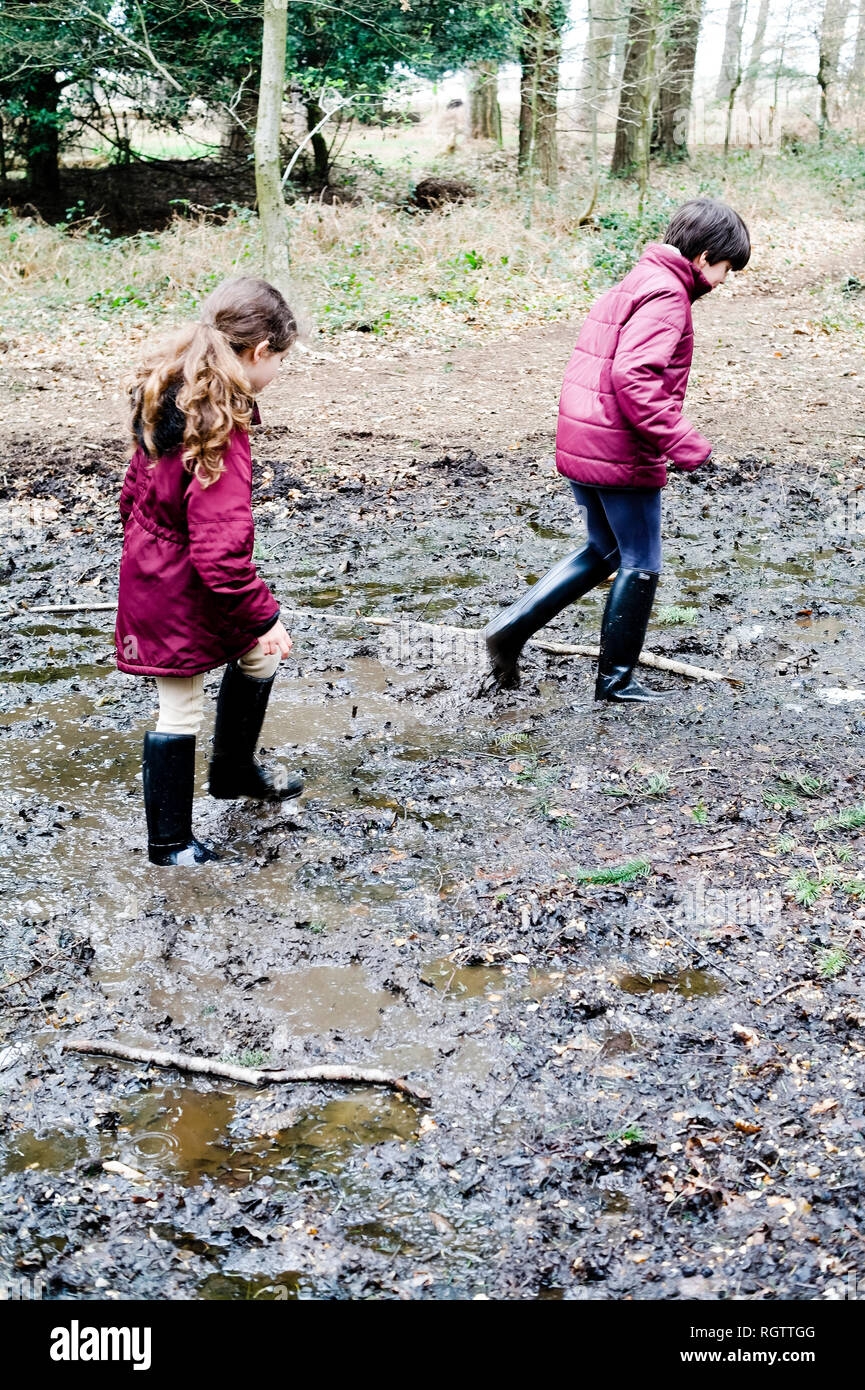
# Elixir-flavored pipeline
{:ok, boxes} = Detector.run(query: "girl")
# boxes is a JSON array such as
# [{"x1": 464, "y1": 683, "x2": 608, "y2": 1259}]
[
  {"x1": 116, "y1": 276, "x2": 302, "y2": 866},
  {"x1": 485, "y1": 198, "x2": 751, "y2": 702}
]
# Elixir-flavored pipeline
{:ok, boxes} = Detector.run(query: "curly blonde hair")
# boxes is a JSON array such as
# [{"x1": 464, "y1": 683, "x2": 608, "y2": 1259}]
[{"x1": 129, "y1": 276, "x2": 297, "y2": 488}]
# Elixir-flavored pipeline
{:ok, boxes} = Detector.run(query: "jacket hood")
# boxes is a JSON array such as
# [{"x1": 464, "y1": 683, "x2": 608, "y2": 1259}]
[
  {"x1": 639, "y1": 242, "x2": 713, "y2": 301},
  {"x1": 134, "y1": 380, "x2": 185, "y2": 457},
  {"x1": 133, "y1": 387, "x2": 261, "y2": 458}
]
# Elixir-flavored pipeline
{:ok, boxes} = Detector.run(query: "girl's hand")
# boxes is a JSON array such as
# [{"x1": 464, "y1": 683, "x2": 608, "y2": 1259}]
[{"x1": 258, "y1": 619, "x2": 293, "y2": 659}]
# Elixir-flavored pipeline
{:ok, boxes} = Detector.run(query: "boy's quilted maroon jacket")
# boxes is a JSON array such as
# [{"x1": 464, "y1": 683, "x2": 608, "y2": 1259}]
[
  {"x1": 115, "y1": 399, "x2": 278, "y2": 678},
  {"x1": 556, "y1": 242, "x2": 713, "y2": 489}
]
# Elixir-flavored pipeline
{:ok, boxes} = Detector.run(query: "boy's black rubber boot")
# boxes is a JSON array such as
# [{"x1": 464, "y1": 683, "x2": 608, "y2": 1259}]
[
  {"x1": 595, "y1": 568, "x2": 666, "y2": 703},
  {"x1": 484, "y1": 543, "x2": 616, "y2": 689},
  {"x1": 208, "y1": 662, "x2": 303, "y2": 801},
  {"x1": 142, "y1": 732, "x2": 220, "y2": 866}
]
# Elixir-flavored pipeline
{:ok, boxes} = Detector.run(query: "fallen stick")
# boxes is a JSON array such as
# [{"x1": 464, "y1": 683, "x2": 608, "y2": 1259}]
[
  {"x1": 653, "y1": 912, "x2": 739, "y2": 985},
  {"x1": 62, "y1": 1038, "x2": 430, "y2": 1105},
  {"x1": 0, "y1": 951, "x2": 65, "y2": 992},
  {"x1": 686, "y1": 841, "x2": 736, "y2": 856},
  {"x1": 758, "y1": 976, "x2": 817, "y2": 1007},
  {"x1": 22, "y1": 603, "x2": 118, "y2": 614},
  {"x1": 530, "y1": 638, "x2": 734, "y2": 685},
  {"x1": 364, "y1": 616, "x2": 737, "y2": 686}
]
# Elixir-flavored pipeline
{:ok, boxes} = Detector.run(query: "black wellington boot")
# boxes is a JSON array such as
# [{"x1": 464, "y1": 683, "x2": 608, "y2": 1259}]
[
  {"x1": 142, "y1": 732, "x2": 220, "y2": 866},
  {"x1": 595, "y1": 568, "x2": 667, "y2": 704},
  {"x1": 208, "y1": 662, "x2": 303, "y2": 801},
  {"x1": 484, "y1": 543, "x2": 616, "y2": 689}
]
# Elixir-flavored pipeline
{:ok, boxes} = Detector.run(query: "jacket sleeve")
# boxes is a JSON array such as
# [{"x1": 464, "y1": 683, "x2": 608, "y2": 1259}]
[
  {"x1": 119, "y1": 450, "x2": 142, "y2": 524},
  {"x1": 185, "y1": 432, "x2": 280, "y2": 636},
  {"x1": 610, "y1": 293, "x2": 712, "y2": 471}
]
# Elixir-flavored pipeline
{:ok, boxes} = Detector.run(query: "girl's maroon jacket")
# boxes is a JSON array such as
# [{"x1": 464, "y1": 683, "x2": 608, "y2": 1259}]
[
  {"x1": 556, "y1": 242, "x2": 714, "y2": 489},
  {"x1": 115, "y1": 406, "x2": 278, "y2": 678}
]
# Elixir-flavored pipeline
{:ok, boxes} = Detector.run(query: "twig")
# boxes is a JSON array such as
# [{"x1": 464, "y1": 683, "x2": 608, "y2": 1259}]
[
  {"x1": 531, "y1": 638, "x2": 735, "y2": 685},
  {"x1": 687, "y1": 841, "x2": 736, "y2": 855},
  {"x1": 363, "y1": 616, "x2": 737, "y2": 686},
  {"x1": 657, "y1": 916, "x2": 740, "y2": 985},
  {"x1": 19, "y1": 603, "x2": 118, "y2": 614},
  {"x1": 758, "y1": 976, "x2": 818, "y2": 1007},
  {"x1": 281, "y1": 93, "x2": 353, "y2": 187},
  {"x1": 653, "y1": 906, "x2": 739, "y2": 984},
  {"x1": 62, "y1": 1038, "x2": 431, "y2": 1104},
  {"x1": 0, "y1": 949, "x2": 69, "y2": 993}
]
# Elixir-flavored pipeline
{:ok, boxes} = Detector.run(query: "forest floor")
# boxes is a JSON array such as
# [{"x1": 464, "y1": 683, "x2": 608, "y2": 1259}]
[{"x1": 2, "y1": 172, "x2": 865, "y2": 1300}]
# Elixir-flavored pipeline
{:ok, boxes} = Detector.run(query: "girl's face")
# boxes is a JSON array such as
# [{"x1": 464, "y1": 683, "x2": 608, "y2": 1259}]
[
  {"x1": 240, "y1": 339, "x2": 290, "y2": 394},
  {"x1": 693, "y1": 251, "x2": 733, "y2": 287}
]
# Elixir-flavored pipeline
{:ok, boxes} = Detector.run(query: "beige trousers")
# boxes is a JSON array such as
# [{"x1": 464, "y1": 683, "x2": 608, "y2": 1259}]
[{"x1": 155, "y1": 644, "x2": 280, "y2": 735}]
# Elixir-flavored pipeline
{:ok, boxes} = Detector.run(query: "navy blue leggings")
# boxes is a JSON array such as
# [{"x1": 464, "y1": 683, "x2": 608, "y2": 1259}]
[{"x1": 569, "y1": 481, "x2": 663, "y2": 573}]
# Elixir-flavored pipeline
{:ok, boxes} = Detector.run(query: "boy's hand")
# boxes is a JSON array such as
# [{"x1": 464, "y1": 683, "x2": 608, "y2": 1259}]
[{"x1": 259, "y1": 619, "x2": 293, "y2": 659}]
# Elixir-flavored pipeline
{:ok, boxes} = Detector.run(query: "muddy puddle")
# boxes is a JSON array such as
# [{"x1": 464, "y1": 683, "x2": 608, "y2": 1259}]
[
  {"x1": 4, "y1": 435, "x2": 865, "y2": 1299},
  {"x1": 617, "y1": 969, "x2": 725, "y2": 998},
  {"x1": 421, "y1": 957, "x2": 561, "y2": 1001},
  {"x1": 2, "y1": 1078, "x2": 418, "y2": 1188}
]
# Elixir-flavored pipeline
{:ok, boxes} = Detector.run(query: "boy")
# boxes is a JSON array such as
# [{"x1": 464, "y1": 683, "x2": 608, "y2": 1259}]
[{"x1": 485, "y1": 197, "x2": 750, "y2": 702}]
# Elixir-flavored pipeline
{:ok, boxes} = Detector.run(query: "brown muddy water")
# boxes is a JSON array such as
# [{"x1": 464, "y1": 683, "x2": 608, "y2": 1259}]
[{"x1": 2, "y1": 441, "x2": 865, "y2": 1299}]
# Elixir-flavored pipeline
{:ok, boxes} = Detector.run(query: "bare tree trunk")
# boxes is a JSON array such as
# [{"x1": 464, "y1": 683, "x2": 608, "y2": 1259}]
[
  {"x1": 653, "y1": 0, "x2": 702, "y2": 162},
  {"x1": 610, "y1": 4, "x2": 628, "y2": 90},
  {"x1": 223, "y1": 81, "x2": 260, "y2": 157},
  {"x1": 579, "y1": 0, "x2": 618, "y2": 124},
  {"x1": 517, "y1": 3, "x2": 562, "y2": 189},
  {"x1": 518, "y1": 56, "x2": 534, "y2": 175},
  {"x1": 741, "y1": 0, "x2": 770, "y2": 106},
  {"x1": 770, "y1": 0, "x2": 794, "y2": 139},
  {"x1": 851, "y1": 3, "x2": 865, "y2": 93},
  {"x1": 254, "y1": 0, "x2": 290, "y2": 285},
  {"x1": 716, "y1": 0, "x2": 747, "y2": 103},
  {"x1": 469, "y1": 61, "x2": 502, "y2": 141},
  {"x1": 0, "y1": 111, "x2": 7, "y2": 199},
  {"x1": 612, "y1": 2, "x2": 654, "y2": 179},
  {"x1": 25, "y1": 70, "x2": 61, "y2": 197},
  {"x1": 535, "y1": 17, "x2": 561, "y2": 187},
  {"x1": 818, "y1": 0, "x2": 851, "y2": 134},
  {"x1": 305, "y1": 96, "x2": 331, "y2": 184}
]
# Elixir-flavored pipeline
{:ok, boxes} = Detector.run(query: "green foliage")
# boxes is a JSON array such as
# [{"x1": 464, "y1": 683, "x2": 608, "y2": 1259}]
[
  {"x1": 602, "y1": 766, "x2": 670, "y2": 801},
  {"x1": 572, "y1": 858, "x2": 651, "y2": 886},
  {"x1": 776, "y1": 769, "x2": 830, "y2": 798},
  {"x1": 780, "y1": 132, "x2": 865, "y2": 196},
  {"x1": 762, "y1": 787, "x2": 799, "y2": 811},
  {"x1": 655, "y1": 605, "x2": 700, "y2": 626},
  {"x1": 0, "y1": 1, "x2": 519, "y2": 189},
  {"x1": 606, "y1": 1123, "x2": 645, "y2": 1144},
  {"x1": 692, "y1": 798, "x2": 708, "y2": 826},
  {"x1": 815, "y1": 802, "x2": 865, "y2": 833},
  {"x1": 786, "y1": 869, "x2": 828, "y2": 906},
  {"x1": 495, "y1": 731, "x2": 530, "y2": 750},
  {"x1": 644, "y1": 772, "x2": 671, "y2": 799},
  {"x1": 816, "y1": 946, "x2": 849, "y2": 980},
  {"x1": 222, "y1": 1048, "x2": 270, "y2": 1067},
  {"x1": 590, "y1": 193, "x2": 678, "y2": 286}
]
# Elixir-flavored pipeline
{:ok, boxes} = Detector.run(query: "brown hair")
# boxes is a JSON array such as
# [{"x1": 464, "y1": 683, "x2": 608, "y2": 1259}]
[
  {"x1": 129, "y1": 276, "x2": 297, "y2": 488},
  {"x1": 664, "y1": 198, "x2": 751, "y2": 271}
]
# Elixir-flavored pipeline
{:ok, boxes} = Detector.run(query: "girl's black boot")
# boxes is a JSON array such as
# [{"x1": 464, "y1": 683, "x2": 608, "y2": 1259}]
[
  {"x1": 142, "y1": 732, "x2": 220, "y2": 865},
  {"x1": 208, "y1": 662, "x2": 303, "y2": 801},
  {"x1": 595, "y1": 568, "x2": 666, "y2": 703},
  {"x1": 484, "y1": 543, "x2": 616, "y2": 689}
]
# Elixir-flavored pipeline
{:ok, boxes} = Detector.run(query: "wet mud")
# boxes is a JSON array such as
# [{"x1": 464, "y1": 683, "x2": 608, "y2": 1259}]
[{"x1": 2, "y1": 418, "x2": 865, "y2": 1301}]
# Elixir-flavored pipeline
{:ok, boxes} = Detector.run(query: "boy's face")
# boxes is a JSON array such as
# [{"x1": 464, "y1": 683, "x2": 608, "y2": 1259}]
[{"x1": 693, "y1": 251, "x2": 733, "y2": 288}]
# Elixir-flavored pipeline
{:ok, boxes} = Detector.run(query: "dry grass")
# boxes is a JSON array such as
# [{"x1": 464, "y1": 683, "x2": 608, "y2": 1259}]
[{"x1": 1, "y1": 141, "x2": 863, "y2": 368}]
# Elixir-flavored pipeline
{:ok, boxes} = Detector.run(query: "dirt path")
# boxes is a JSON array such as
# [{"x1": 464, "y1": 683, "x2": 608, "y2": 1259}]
[{"x1": 2, "y1": 244, "x2": 865, "y2": 1301}]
